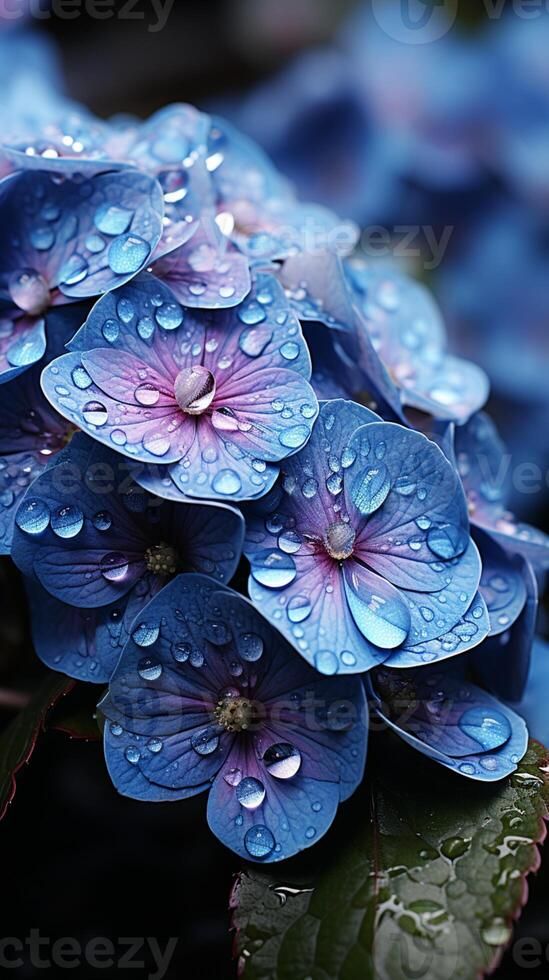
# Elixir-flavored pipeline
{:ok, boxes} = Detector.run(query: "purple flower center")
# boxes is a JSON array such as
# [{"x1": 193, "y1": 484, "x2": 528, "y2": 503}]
[
  {"x1": 9, "y1": 269, "x2": 51, "y2": 316},
  {"x1": 144, "y1": 542, "x2": 179, "y2": 576},
  {"x1": 214, "y1": 694, "x2": 264, "y2": 732},
  {"x1": 174, "y1": 365, "x2": 216, "y2": 415},
  {"x1": 323, "y1": 520, "x2": 356, "y2": 561}
]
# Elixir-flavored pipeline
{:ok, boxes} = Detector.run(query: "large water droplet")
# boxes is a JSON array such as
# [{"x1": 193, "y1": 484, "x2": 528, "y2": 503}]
[
  {"x1": 156, "y1": 302, "x2": 183, "y2": 330},
  {"x1": 174, "y1": 366, "x2": 216, "y2": 414},
  {"x1": 279, "y1": 425, "x2": 309, "y2": 450},
  {"x1": 459, "y1": 706, "x2": 512, "y2": 752},
  {"x1": 15, "y1": 497, "x2": 50, "y2": 535},
  {"x1": 82, "y1": 401, "x2": 108, "y2": 427},
  {"x1": 108, "y1": 234, "x2": 150, "y2": 275},
  {"x1": 137, "y1": 656, "x2": 163, "y2": 681},
  {"x1": 343, "y1": 566, "x2": 410, "y2": 649},
  {"x1": 239, "y1": 633, "x2": 263, "y2": 662},
  {"x1": 51, "y1": 504, "x2": 84, "y2": 539},
  {"x1": 244, "y1": 825, "x2": 275, "y2": 859},
  {"x1": 236, "y1": 776, "x2": 266, "y2": 809},
  {"x1": 132, "y1": 622, "x2": 160, "y2": 647},
  {"x1": 212, "y1": 469, "x2": 242, "y2": 496},
  {"x1": 239, "y1": 325, "x2": 273, "y2": 358},
  {"x1": 251, "y1": 550, "x2": 296, "y2": 588},
  {"x1": 263, "y1": 743, "x2": 301, "y2": 780},
  {"x1": 59, "y1": 254, "x2": 89, "y2": 287},
  {"x1": 94, "y1": 204, "x2": 134, "y2": 236},
  {"x1": 351, "y1": 463, "x2": 391, "y2": 516},
  {"x1": 287, "y1": 595, "x2": 312, "y2": 623},
  {"x1": 100, "y1": 552, "x2": 129, "y2": 582},
  {"x1": 191, "y1": 728, "x2": 220, "y2": 756}
]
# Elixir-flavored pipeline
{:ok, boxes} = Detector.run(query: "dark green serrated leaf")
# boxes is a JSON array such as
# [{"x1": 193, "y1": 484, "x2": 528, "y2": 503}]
[
  {"x1": 231, "y1": 738, "x2": 549, "y2": 980},
  {"x1": 0, "y1": 672, "x2": 73, "y2": 820}
]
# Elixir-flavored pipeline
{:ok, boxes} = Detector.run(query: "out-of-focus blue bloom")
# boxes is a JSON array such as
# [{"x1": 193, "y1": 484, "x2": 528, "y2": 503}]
[
  {"x1": 278, "y1": 251, "x2": 489, "y2": 425},
  {"x1": 245, "y1": 399, "x2": 488, "y2": 675},
  {"x1": 455, "y1": 412, "x2": 549, "y2": 571},
  {"x1": 0, "y1": 168, "x2": 164, "y2": 382},
  {"x1": 11, "y1": 434, "x2": 244, "y2": 681},
  {"x1": 369, "y1": 662, "x2": 528, "y2": 782},
  {"x1": 220, "y1": 4, "x2": 491, "y2": 224},
  {"x1": 99, "y1": 572, "x2": 368, "y2": 861},
  {"x1": 41, "y1": 272, "x2": 319, "y2": 502},
  {"x1": 512, "y1": 639, "x2": 549, "y2": 747}
]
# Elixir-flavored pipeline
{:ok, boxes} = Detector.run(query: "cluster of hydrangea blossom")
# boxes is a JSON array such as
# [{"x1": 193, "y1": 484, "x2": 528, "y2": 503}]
[{"x1": 3, "y1": 95, "x2": 547, "y2": 863}]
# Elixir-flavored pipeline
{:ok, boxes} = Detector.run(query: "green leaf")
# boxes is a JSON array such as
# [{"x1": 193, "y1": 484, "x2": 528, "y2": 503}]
[
  {"x1": 0, "y1": 672, "x2": 73, "y2": 820},
  {"x1": 48, "y1": 682, "x2": 103, "y2": 741},
  {"x1": 231, "y1": 738, "x2": 549, "y2": 980}
]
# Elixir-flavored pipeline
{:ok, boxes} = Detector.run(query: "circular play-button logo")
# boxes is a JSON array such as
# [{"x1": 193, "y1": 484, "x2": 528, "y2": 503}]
[{"x1": 371, "y1": 0, "x2": 458, "y2": 45}]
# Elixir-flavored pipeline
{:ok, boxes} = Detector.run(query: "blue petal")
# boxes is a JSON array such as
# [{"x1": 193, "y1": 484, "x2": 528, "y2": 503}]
[
  {"x1": 386, "y1": 591, "x2": 490, "y2": 668},
  {"x1": 0, "y1": 169, "x2": 164, "y2": 299},
  {"x1": 474, "y1": 559, "x2": 538, "y2": 703},
  {"x1": 371, "y1": 667, "x2": 528, "y2": 781}
]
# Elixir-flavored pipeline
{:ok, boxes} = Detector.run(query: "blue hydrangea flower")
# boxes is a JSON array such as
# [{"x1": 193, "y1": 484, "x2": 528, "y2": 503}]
[
  {"x1": 280, "y1": 252, "x2": 489, "y2": 425},
  {"x1": 0, "y1": 168, "x2": 164, "y2": 382},
  {"x1": 41, "y1": 271, "x2": 319, "y2": 502},
  {"x1": 99, "y1": 573, "x2": 368, "y2": 861},
  {"x1": 512, "y1": 639, "x2": 549, "y2": 748},
  {"x1": 11, "y1": 434, "x2": 244, "y2": 681},
  {"x1": 368, "y1": 663, "x2": 528, "y2": 782},
  {"x1": 455, "y1": 412, "x2": 549, "y2": 569},
  {"x1": 245, "y1": 399, "x2": 488, "y2": 675}
]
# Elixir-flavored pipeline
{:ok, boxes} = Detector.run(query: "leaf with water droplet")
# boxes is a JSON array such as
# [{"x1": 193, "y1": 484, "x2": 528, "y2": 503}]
[{"x1": 232, "y1": 740, "x2": 549, "y2": 980}]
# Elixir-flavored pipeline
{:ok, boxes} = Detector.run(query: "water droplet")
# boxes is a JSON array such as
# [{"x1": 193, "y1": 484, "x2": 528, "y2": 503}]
[
  {"x1": 108, "y1": 234, "x2": 150, "y2": 275},
  {"x1": 94, "y1": 204, "x2": 134, "y2": 236},
  {"x1": 137, "y1": 316, "x2": 155, "y2": 340},
  {"x1": 287, "y1": 595, "x2": 312, "y2": 623},
  {"x1": 280, "y1": 341, "x2": 299, "y2": 361},
  {"x1": 156, "y1": 302, "x2": 183, "y2": 330},
  {"x1": 59, "y1": 254, "x2": 88, "y2": 287},
  {"x1": 239, "y1": 633, "x2": 263, "y2": 662},
  {"x1": 132, "y1": 623, "x2": 160, "y2": 647},
  {"x1": 174, "y1": 366, "x2": 215, "y2": 414},
  {"x1": 244, "y1": 825, "x2": 275, "y2": 859},
  {"x1": 351, "y1": 463, "x2": 391, "y2": 516},
  {"x1": 238, "y1": 301, "x2": 266, "y2": 326},
  {"x1": 101, "y1": 552, "x2": 129, "y2": 582},
  {"x1": 263, "y1": 743, "x2": 301, "y2": 779},
  {"x1": 15, "y1": 497, "x2": 49, "y2": 535},
  {"x1": 305, "y1": 827, "x2": 316, "y2": 840},
  {"x1": 102, "y1": 319, "x2": 120, "y2": 343},
  {"x1": 212, "y1": 469, "x2": 242, "y2": 496},
  {"x1": 459, "y1": 706, "x2": 512, "y2": 752},
  {"x1": 51, "y1": 504, "x2": 84, "y2": 539},
  {"x1": 278, "y1": 530, "x2": 301, "y2": 555},
  {"x1": 125, "y1": 746, "x2": 141, "y2": 765},
  {"x1": 239, "y1": 325, "x2": 273, "y2": 357},
  {"x1": 314, "y1": 650, "x2": 338, "y2": 675},
  {"x1": 82, "y1": 401, "x2": 108, "y2": 427},
  {"x1": 236, "y1": 777, "x2": 266, "y2": 809},
  {"x1": 279, "y1": 425, "x2": 309, "y2": 450},
  {"x1": 93, "y1": 510, "x2": 112, "y2": 531},
  {"x1": 191, "y1": 728, "x2": 219, "y2": 756},
  {"x1": 30, "y1": 225, "x2": 55, "y2": 251},
  {"x1": 224, "y1": 768, "x2": 242, "y2": 787},
  {"x1": 148, "y1": 738, "x2": 163, "y2": 753},
  {"x1": 143, "y1": 431, "x2": 171, "y2": 457},
  {"x1": 137, "y1": 656, "x2": 163, "y2": 681},
  {"x1": 172, "y1": 642, "x2": 191, "y2": 663},
  {"x1": 72, "y1": 366, "x2": 92, "y2": 389},
  {"x1": 251, "y1": 550, "x2": 296, "y2": 588},
  {"x1": 135, "y1": 383, "x2": 160, "y2": 407},
  {"x1": 481, "y1": 919, "x2": 512, "y2": 947}
]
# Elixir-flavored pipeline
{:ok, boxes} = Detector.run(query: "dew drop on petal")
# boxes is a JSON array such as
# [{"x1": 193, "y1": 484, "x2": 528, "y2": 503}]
[
  {"x1": 51, "y1": 504, "x2": 84, "y2": 539},
  {"x1": 191, "y1": 728, "x2": 220, "y2": 756},
  {"x1": 251, "y1": 550, "x2": 296, "y2": 588},
  {"x1": 236, "y1": 777, "x2": 266, "y2": 809},
  {"x1": 100, "y1": 552, "x2": 129, "y2": 582},
  {"x1": 263, "y1": 743, "x2": 301, "y2": 780},
  {"x1": 212, "y1": 469, "x2": 242, "y2": 496},
  {"x1": 239, "y1": 632, "x2": 264, "y2": 662},
  {"x1": 279, "y1": 425, "x2": 310, "y2": 450},
  {"x1": 459, "y1": 706, "x2": 512, "y2": 752},
  {"x1": 287, "y1": 595, "x2": 312, "y2": 623},
  {"x1": 244, "y1": 825, "x2": 275, "y2": 859},
  {"x1": 132, "y1": 623, "x2": 161, "y2": 647},
  {"x1": 15, "y1": 497, "x2": 50, "y2": 535},
  {"x1": 94, "y1": 204, "x2": 134, "y2": 236},
  {"x1": 82, "y1": 401, "x2": 108, "y2": 427},
  {"x1": 137, "y1": 656, "x2": 163, "y2": 681},
  {"x1": 427, "y1": 524, "x2": 468, "y2": 561},
  {"x1": 108, "y1": 234, "x2": 151, "y2": 275}
]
